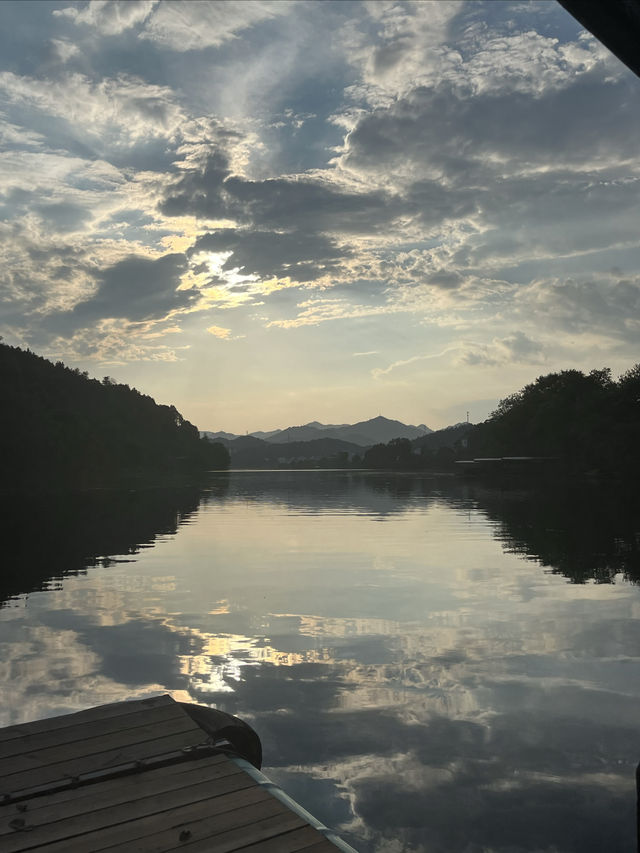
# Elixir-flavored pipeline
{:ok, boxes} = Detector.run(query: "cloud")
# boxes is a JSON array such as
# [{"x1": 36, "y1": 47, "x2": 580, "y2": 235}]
[
  {"x1": 160, "y1": 149, "x2": 405, "y2": 236},
  {"x1": 49, "y1": 38, "x2": 80, "y2": 63},
  {"x1": 370, "y1": 333, "x2": 545, "y2": 379},
  {"x1": 455, "y1": 331, "x2": 545, "y2": 367},
  {"x1": 43, "y1": 318, "x2": 190, "y2": 364},
  {"x1": 0, "y1": 0, "x2": 638, "y2": 378},
  {"x1": 61, "y1": 252, "x2": 194, "y2": 324},
  {"x1": 513, "y1": 274, "x2": 640, "y2": 343},
  {"x1": 268, "y1": 296, "x2": 404, "y2": 330},
  {"x1": 54, "y1": 1, "x2": 156, "y2": 36},
  {"x1": 351, "y1": 2, "x2": 613, "y2": 106},
  {"x1": 139, "y1": 1, "x2": 287, "y2": 51},
  {"x1": 341, "y1": 72, "x2": 639, "y2": 189},
  {"x1": 34, "y1": 201, "x2": 93, "y2": 234},
  {"x1": 207, "y1": 325, "x2": 232, "y2": 340},
  {"x1": 372, "y1": 348, "x2": 456, "y2": 379},
  {"x1": 356, "y1": 0, "x2": 464, "y2": 101},
  {"x1": 189, "y1": 228, "x2": 351, "y2": 284},
  {"x1": 0, "y1": 71, "x2": 184, "y2": 147}
]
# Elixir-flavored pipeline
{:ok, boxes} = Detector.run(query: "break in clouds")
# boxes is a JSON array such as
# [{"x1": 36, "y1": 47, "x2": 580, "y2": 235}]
[{"x1": 0, "y1": 0, "x2": 639, "y2": 391}]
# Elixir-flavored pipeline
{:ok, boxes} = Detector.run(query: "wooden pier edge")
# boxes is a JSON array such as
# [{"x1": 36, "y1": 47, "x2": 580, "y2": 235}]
[{"x1": 0, "y1": 695, "x2": 360, "y2": 852}]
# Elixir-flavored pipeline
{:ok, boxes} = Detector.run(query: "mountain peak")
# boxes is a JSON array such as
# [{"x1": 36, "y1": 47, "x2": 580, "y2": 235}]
[{"x1": 203, "y1": 416, "x2": 433, "y2": 447}]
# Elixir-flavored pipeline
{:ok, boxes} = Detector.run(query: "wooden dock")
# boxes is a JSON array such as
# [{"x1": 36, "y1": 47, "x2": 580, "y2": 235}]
[{"x1": 0, "y1": 695, "x2": 351, "y2": 852}]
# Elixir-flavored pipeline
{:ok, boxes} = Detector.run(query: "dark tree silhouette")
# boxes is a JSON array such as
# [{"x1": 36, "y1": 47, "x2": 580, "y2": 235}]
[
  {"x1": 469, "y1": 366, "x2": 639, "y2": 476},
  {"x1": 0, "y1": 343, "x2": 229, "y2": 490}
]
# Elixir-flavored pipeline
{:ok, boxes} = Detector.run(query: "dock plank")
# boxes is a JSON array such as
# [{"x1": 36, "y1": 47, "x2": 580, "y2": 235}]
[
  {"x1": 0, "y1": 714, "x2": 207, "y2": 776},
  {"x1": 102, "y1": 797, "x2": 302, "y2": 853},
  {"x1": 0, "y1": 755, "x2": 241, "y2": 836},
  {"x1": 0, "y1": 752, "x2": 230, "y2": 812},
  {"x1": 0, "y1": 714, "x2": 205, "y2": 779},
  {"x1": 0, "y1": 701, "x2": 188, "y2": 760},
  {"x1": 3, "y1": 727, "x2": 210, "y2": 794},
  {"x1": 233, "y1": 826, "x2": 339, "y2": 853},
  {"x1": 170, "y1": 808, "x2": 306, "y2": 853},
  {"x1": 18, "y1": 786, "x2": 275, "y2": 853},
  {"x1": 0, "y1": 696, "x2": 174, "y2": 744},
  {"x1": 1, "y1": 764, "x2": 261, "y2": 852},
  {"x1": 4, "y1": 755, "x2": 228, "y2": 809}
]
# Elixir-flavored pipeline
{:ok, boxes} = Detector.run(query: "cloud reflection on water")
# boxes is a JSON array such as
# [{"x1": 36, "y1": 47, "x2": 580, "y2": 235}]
[{"x1": 1, "y1": 472, "x2": 639, "y2": 852}]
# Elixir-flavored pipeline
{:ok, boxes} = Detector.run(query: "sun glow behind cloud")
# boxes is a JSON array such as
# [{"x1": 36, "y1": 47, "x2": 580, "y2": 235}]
[{"x1": 0, "y1": 0, "x2": 639, "y2": 430}]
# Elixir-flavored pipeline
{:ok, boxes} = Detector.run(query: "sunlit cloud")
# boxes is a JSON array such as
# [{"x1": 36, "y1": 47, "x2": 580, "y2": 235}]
[{"x1": 206, "y1": 325, "x2": 233, "y2": 340}]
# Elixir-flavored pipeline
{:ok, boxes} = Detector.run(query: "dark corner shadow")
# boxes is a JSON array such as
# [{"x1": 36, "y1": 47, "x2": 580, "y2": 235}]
[{"x1": 0, "y1": 476, "x2": 229, "y2": 605}]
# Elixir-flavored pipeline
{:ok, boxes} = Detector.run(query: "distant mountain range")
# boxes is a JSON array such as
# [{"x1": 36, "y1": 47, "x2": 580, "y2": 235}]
[{"x1": 202, "y1": 416, "x2": 432, "y2": 448}]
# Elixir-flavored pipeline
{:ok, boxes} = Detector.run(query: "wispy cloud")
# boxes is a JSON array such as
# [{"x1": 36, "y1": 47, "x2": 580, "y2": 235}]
[
  {"x1": 372, "y1": 348, "x2": 459, "y2": 379},
  {"x1": 140, "y1": 1, "x2": 287, "y2": 51},
  {"x1": 54, "y1": 1, "x2": 157, "y2": 35}
]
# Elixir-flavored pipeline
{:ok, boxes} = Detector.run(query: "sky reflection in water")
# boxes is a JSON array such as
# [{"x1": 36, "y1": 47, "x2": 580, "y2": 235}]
[{"x1": 1, "y1": 472, "x2": 640, "y2": 852}]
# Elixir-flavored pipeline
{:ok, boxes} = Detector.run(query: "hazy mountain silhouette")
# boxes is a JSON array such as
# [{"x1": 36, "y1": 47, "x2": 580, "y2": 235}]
[{"x1": 204, "y1": 416, "x2": 432, "y2": 447}]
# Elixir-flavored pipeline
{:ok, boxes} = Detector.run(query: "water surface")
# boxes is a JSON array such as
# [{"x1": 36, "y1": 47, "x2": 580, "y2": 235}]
[{"x1": 2, "y1": 472, "x2": 640, "y2": 852}]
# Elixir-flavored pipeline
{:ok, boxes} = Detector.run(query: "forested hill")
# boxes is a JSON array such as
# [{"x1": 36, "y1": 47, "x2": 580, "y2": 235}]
[
  {"x1": 363, "y1": 365, "x2": 640, "y2": 478},
  {"x1": 0, "y1": 343, "x2": 229, "y2": 491},
  {"x1": 468, "y1": 366, "x2": 640, "y2": 476}
]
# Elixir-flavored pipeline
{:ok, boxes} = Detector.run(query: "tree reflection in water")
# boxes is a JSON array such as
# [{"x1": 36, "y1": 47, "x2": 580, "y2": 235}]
[{"x1": 0, "y1": 479, "x2": 229, "y2": 603}]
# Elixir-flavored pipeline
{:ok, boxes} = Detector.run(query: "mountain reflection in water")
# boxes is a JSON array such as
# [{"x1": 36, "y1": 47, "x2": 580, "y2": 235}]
[{"x1": 1, "y1": 471, "x2": 639, "y2": 853}]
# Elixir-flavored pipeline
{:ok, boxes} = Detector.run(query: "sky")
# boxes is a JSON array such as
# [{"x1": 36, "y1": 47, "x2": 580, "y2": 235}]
[{"x1": 1, "y1": 0, "x2": 639, "y2": 433}]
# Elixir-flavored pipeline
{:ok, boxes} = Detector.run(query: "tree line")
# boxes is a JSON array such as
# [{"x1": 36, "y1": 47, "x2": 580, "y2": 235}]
[{"x1": 0, "y1": 343, "x2": 229, "y2": 491}]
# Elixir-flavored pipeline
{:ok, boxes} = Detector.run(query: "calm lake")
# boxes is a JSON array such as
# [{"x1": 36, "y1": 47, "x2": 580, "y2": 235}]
[{"x1": 2, "y1": 471, "x2": 640, "y2": 852}]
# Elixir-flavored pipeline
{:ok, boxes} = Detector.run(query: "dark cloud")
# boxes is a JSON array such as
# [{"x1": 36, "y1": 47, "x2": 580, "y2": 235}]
[
  {"x1": 405, "y1": 177, "x2": 480, "y2": 228},
  {"x1": 190, "y1": 228, "x2": 351, "y2": 283},
  {"x1": 344, "y1": 71, "x2": 640, "y2": 178},
  {"x1": 160, "y1": 68, "x2": 640, "y2": 278},
  {"x1": 426, "y1": 270, "x2": 465, "y2": 289},
  {"x1": 70, "y1": 252, "x2": 193, "y2": 323},
  {"x1": 512, "y1": 274, "x2": 640, "y2": 342},
  {"x1": 160, "y1": 151, "x2": 405, "y2": 235},
  {"x1": 224, "y1": 174, "x2": 403, "y2": 234},
  {"x1": 159, "y1": 151, "x2": 232, "y2": 220},
  {"x1": 35, "y1": 201, "x2": 92, "y2": 233}
]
